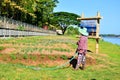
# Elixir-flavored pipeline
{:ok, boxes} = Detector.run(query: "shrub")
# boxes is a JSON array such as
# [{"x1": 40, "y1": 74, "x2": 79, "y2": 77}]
[
  {"x1": 17, "y1": 25, "x2": 25, "y2": 31},
  {"x1": 65, "y1": 26, "x2": 79, "y2": 35}
]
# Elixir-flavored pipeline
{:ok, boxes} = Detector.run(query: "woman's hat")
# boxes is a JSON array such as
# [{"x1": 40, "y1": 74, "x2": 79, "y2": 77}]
[{"x1": 78, "y1": 27, "x2": 88, "y2": 36}]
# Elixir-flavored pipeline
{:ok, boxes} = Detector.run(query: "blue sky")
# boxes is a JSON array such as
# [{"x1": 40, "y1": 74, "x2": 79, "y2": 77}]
[{"x1": 54, "y1": 0, "x2": 120, "y2": 35}]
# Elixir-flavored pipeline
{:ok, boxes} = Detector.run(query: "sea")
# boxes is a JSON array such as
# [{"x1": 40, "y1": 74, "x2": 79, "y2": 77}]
[{"x1": 102, "y1": 37, "x2": 120, "y2": 45}]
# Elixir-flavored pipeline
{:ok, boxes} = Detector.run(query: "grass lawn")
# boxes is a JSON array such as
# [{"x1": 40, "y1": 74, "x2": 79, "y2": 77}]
[{"x1": 0, "y1": 35, "x2": 120, "y2": 80}]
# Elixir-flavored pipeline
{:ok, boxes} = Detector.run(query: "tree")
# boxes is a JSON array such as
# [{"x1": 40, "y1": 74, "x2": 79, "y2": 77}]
[
  {"x1": 0, "y1": 0, "x2": 36, "y2": 20},
  {"x1": 0, "y1": 0, "x2": 59, "y2": 28},
  {"x1": 33, "y1": 0, "x2": 59, "y2": 27},
  {"x1": 51, "y1": 12, "x2": 80, "y2": 34},
  {"x1": 0, "y1": 0, "x2": 13, "y2": 17}
]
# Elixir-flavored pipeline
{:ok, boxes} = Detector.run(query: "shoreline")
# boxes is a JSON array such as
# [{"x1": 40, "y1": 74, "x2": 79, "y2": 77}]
[{"x1": 102, "y1": 36, "x2": 120, "y2": 45}]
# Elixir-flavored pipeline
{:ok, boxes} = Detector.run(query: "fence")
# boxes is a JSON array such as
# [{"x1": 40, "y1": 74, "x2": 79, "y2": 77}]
[
  {"x1": 0, "y1": 29, "x2": 54, "y2": 37},
  {"x1": 0, "y1": 16, "x2": 56, "y2": 37}
]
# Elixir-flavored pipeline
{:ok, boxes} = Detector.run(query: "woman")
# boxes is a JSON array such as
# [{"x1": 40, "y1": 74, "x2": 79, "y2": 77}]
[{"x1": 75, "y1": 26, "x2": 88, "y2": 70}]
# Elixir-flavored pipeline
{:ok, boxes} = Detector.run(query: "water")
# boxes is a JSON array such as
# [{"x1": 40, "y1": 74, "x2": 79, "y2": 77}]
[{"x1": 102, "y1": 37, "x2": 120, "y2": 45}]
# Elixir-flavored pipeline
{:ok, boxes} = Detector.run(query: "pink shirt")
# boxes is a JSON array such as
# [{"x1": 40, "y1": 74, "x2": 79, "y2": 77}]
[{"x1": 77, "y1": 36, "x2": 88, "y2": 50}]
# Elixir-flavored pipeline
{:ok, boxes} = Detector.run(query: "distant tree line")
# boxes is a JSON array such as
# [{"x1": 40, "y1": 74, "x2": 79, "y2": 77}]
[{"x1": 100, "y1": 34, "x2": 120, "y2": 37}]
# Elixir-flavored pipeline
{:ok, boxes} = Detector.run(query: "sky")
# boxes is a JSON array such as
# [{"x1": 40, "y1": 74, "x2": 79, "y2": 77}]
[{"x1": 54, "y1": 0, "x2": 120, "y2": 35}]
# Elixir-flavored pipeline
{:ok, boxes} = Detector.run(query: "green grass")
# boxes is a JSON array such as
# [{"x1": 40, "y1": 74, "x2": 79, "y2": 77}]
[
  {"x1": 0, "y1": 63, "x2": 119, "y2": 80},
  {"x1": 0, "y1": 36, "x2": 120, "y2": 80},
  {"x1": 10, "y1": 54, "x2": 17, "y2": 60},
  {"x1": 0, "y1": 46, "x2": 4, "y2": 51},
  {"x1": 60, "y1": 55, "x2": 68, "y2": 60}
]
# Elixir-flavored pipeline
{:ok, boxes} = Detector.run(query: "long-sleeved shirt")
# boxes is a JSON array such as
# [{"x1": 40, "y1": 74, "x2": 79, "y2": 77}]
[{"x1": 77, "y1": 35, "x2": 88, "y2": 50}]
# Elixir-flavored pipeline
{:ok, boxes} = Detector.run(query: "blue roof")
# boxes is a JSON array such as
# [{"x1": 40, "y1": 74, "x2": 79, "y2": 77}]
[{"x1": 80, "y1": 20, "x2": 96, "y2": 33}]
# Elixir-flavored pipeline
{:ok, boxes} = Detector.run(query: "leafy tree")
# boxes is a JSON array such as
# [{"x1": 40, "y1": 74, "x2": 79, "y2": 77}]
[
  {"x1": 51, "y1": 12, "x2": 80, "y2": 34},
  {"x1": 0, "y1": 0, "x2": 13, "y2": 17},
  {"x1": 0, "y1": 0, "x2": 59, "y2": 28},
  {"x1": 0, "y1": 0, "x2": 35, "y2": 20},
  {"x1": 34, "y1": 0, "x2": 59, "y2": 27}
]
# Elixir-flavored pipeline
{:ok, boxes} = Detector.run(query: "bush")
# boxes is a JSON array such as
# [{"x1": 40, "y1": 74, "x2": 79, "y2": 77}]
[
  {"x1": 65, "y1": 26, "x2": 79, "y2": 35},
  {"x1": 17, "y1": 25, "x2": 25, "y2": 31}
]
